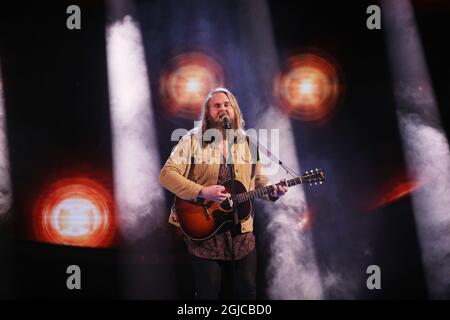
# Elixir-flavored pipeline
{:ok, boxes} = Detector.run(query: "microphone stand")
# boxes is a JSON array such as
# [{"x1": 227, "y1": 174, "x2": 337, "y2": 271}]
[{"x1": 246, "y1": 135, "x2": 300, "y2": 178}]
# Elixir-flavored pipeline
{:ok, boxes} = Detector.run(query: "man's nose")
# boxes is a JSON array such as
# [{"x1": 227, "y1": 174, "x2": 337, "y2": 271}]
[{"x1": 218, "y1": 104, "x2": 227, "y2": 111}]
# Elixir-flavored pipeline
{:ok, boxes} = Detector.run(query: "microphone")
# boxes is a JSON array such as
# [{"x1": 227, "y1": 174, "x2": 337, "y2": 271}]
[{"x1": 222, "y1": 116, "x2": 231, "y2": 129}]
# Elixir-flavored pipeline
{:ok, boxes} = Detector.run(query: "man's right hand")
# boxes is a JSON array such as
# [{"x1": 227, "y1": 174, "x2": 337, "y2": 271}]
[{"x1": 198, "y1": 185, "x2": 228, "y2": 202}]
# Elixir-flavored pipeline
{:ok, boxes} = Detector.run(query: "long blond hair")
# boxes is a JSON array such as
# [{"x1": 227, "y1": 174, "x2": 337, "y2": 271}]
[{"x1": 199, "y1": 87, "x2": 245, "y2": 139}]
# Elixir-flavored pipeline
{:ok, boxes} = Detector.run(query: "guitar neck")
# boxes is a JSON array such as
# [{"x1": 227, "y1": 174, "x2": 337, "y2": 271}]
[{"x1": 235, "y1": 177, "x2": 303, "y2": 204}]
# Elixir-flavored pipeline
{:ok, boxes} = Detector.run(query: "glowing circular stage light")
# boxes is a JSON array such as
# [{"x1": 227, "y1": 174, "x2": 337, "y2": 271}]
[
  {"x1": 34, "y1": 178, "x2": 115, "y2": 248},
  {"x1": 160, "y1": 52, "x2": 225, "y2": 119},
  {"x1": 274, "y1": 53, "x2": 343, "y2": 122}
]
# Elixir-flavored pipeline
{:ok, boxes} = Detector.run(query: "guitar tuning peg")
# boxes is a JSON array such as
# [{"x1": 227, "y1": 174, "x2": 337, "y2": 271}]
[
  {"x1": 310, "y1": 170, "x2": 313, "y2": 173},
  {"x1": 315, "y1": 168, "x2": 318, "y2": 171},
  {"x1": 319, "y1": 181, "x2": 323, "y2": 184},
  {"x1": 309, "y1": 183, "x2": 312, "y2": 186},
  {"x1": 314, "y1": 182, "x2": 317, "y2": 185}
]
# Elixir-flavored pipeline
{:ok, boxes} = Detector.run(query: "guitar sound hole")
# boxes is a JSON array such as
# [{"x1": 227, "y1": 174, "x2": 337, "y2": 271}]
[{"x1": 220, "y1": 199, "x2": 233, "y2": 212}]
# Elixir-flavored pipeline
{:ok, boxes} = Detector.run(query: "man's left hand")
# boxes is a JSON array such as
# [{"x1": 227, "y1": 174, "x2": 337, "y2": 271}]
[{"x1": 269, "y1": 179, "x2": 289, "y2": 198}]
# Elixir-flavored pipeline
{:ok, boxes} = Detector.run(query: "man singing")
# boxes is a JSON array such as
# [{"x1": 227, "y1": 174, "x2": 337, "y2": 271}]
[{"x1": 160, "y1": 87, "x2": 288, "y2": 299}]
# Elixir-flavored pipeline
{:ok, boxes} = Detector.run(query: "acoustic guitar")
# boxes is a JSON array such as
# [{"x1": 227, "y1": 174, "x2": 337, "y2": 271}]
[{"x1": 172, "y1": 169, "x2": 325, "y2": 241}]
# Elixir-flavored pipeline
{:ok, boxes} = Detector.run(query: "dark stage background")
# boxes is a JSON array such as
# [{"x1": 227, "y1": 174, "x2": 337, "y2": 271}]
[{"x1": 0, "y1": 0, "x2": 449, "y2": 300}]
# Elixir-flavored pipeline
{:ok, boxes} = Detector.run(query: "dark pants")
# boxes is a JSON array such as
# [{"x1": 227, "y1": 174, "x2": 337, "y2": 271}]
[{"x1": 190, "y1": 249, "x2": 257, "y2": 300}]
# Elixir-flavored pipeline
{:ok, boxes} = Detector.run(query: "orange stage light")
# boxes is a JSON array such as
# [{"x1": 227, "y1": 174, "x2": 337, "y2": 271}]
[
  {"x1": 369, "y1": 180, "x2": 422, "y2": 211},
  {"x1": 366, "y1": 170, "x2": 424, "y2": 211},
  {"x1": 160, "y1": 52, "x2": 224, "y2": 119},
  {"x1": 274, "y1": 53, "x2": 343, "y2": 122},
  {"x1": 33, "y1": 177, "x2": 115, "y2": 248}
]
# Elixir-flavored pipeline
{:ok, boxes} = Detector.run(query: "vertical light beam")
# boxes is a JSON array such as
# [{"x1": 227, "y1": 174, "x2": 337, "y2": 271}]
[
  {"x1": 256, "y1": 110, "x2": 324, "y2": 299},
  {"x1": 106, "y1": 9, "x2": 164, "y2": 243},
  {"x1": 0, "y1": 62, "x2": 13, "y2": 298},
  {"x1": 106, "y1": 0, "x2": 175, "y2": 299},
  {"x1": 106, "y1": 0, "x2": 175, "y2": 298},
  {"x1": 382, "y1": 0, "x2": 450, "y2": 298},
  {"x1": 0, "y1": 65, "x2": 12, "y2": 222},
  {"x1": 237, "y1": 0, "x2": 324, "y2": 299}
]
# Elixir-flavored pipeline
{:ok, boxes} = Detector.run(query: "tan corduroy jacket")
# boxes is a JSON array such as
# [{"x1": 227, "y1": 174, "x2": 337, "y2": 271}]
[{"x1": 159, "y1": 127, "x2": 274, "y2": 233}]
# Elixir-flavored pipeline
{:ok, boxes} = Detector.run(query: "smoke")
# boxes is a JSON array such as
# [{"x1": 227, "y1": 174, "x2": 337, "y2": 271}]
[
  {"x1": 257, "y1": 107, "x2": 324, "y2": 299},
  {"x1": 231, "y1": 0, "x2": 325, "y2": 298},
  {"x1": 398, "y1": 113, "x2": 450, "y2": 299},
  {"x1": 0, "y1": 64, "x2": 14, "y2": 299},
  {"x1": 383, "y1": 0, "x2": 450, "y2": 298},
  {"x1": 265, "y1": 203, "x2": 324, "y2": 299},
  {"x1": 0, "y1": 69, "x2": 12, "y2": 220},
  {"x1": 106, "y1": 15, "x2": 165, "y2": 243}
]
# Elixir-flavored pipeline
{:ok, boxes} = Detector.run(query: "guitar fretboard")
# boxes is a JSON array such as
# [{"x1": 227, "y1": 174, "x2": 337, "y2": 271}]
[{"x1": 235, "y1": 176, "x2": 303, "y2": 203}]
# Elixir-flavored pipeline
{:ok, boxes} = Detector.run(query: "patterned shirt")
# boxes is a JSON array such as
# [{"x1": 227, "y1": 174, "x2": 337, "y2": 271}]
[{"x1": 185, "y1": 158, "x2": 255, "y2": 260}]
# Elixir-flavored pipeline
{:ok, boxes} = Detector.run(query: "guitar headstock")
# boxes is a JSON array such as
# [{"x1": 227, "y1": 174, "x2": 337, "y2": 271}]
[{"x1": 302, "y1": 168, "x2": 326, "y2": 186}]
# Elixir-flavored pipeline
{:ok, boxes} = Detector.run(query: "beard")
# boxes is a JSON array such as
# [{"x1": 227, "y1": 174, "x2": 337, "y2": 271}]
[
  {"x1": 209, "y1": 113, "x2": 235, "y2": 131},
  {"x1": 205, "y1": 114, "x2": 236, "y2": 143}
]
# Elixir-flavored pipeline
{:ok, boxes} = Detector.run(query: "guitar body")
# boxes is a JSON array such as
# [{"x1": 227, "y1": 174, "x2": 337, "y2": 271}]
[
  {"x1": 174, "y1": 179, "x2": 252, "y2": 241},
  {"x1": 171, "y1": 168, "x2": 326, "y2": 241}
]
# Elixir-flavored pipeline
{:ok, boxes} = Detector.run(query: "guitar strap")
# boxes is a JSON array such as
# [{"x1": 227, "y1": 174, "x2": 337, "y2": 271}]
[
  {"x1": 187, "y1": 134, "x2": 196, "y2": 180},
  {"x1": 246, "y1": 136, "x2": 258, "y2": 180},
  {"x1": 187, "y1": 134, "x2": 205, "y2": 205},
  {"x1": 187, "y1": 158, "x2": 196, "y2": 180}
]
